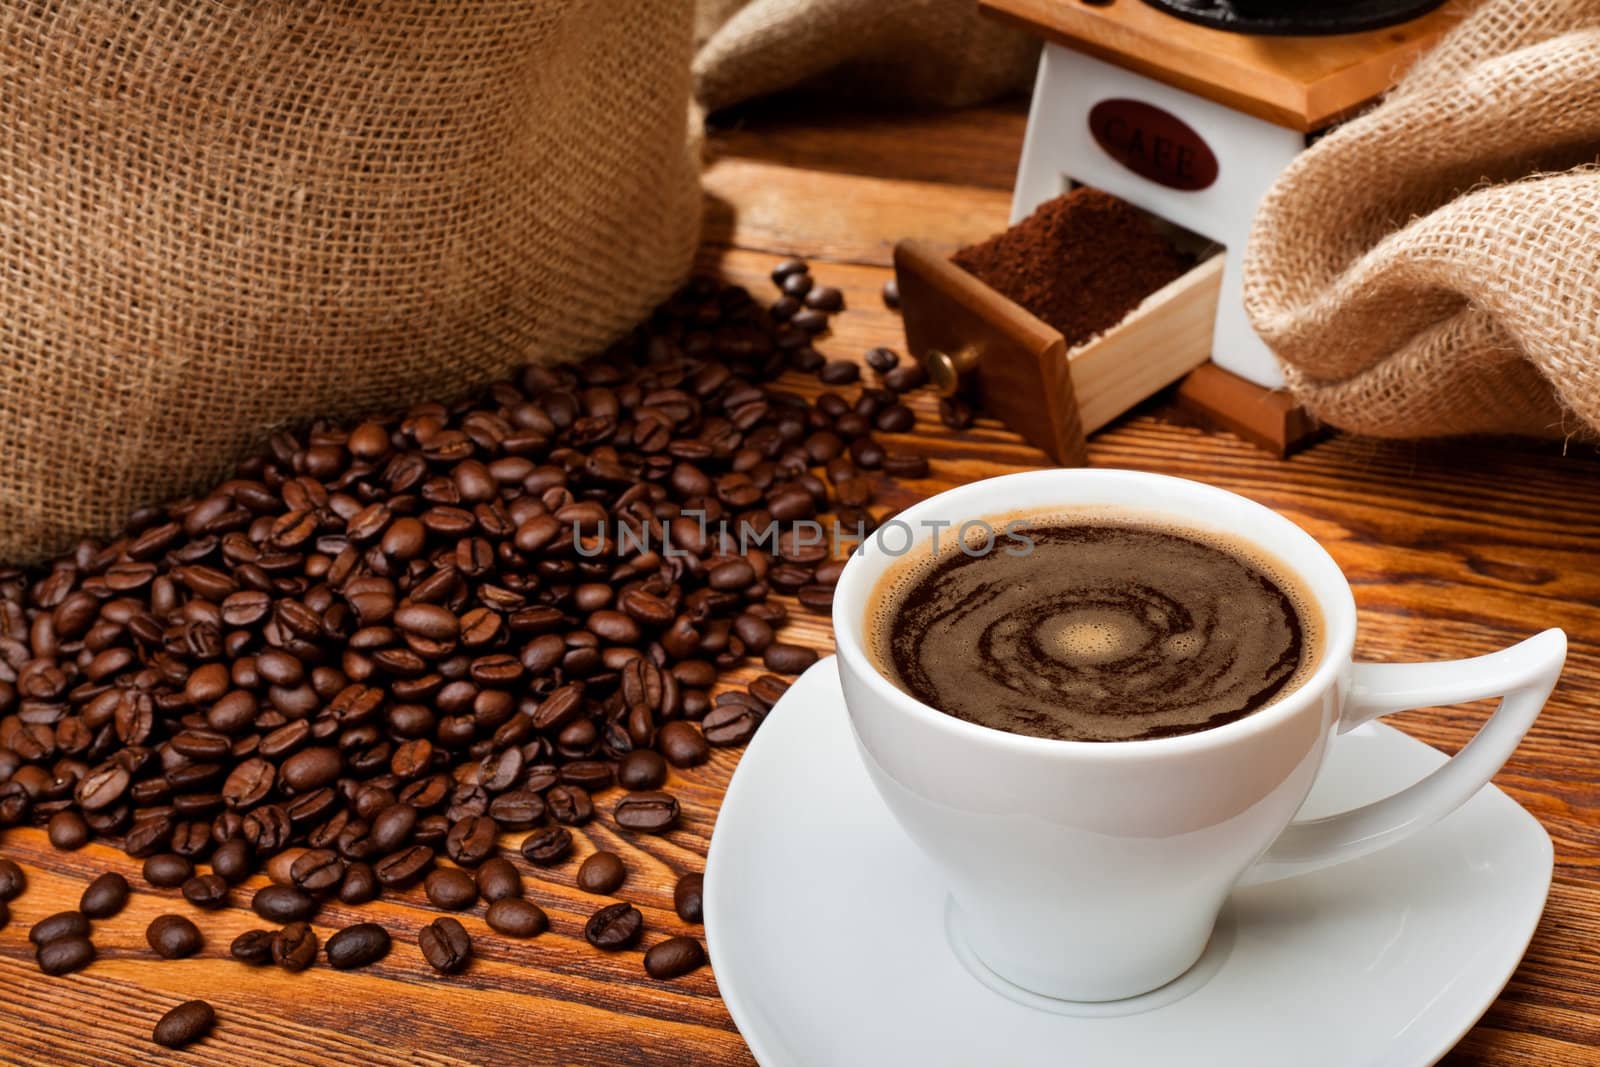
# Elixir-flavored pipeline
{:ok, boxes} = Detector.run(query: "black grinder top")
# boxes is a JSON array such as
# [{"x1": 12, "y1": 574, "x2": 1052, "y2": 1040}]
[{"x1": 1139, "y1": 0, "x2": 1448, "y2": 36}]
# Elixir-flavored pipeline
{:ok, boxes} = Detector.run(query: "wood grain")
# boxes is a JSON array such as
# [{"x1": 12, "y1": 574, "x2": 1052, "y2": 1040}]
[
  {"x1": 6, "y1": 88, "x2": 1600, "y2": 1067},
  {"x1": 979, "y1": 0, "x2": 1468, "y2": 130}
]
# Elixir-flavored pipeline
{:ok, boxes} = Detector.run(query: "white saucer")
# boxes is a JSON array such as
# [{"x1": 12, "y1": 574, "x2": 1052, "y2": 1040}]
[{"x1": 705, "y1": 658, "x2": 1552, "y2": 1067}]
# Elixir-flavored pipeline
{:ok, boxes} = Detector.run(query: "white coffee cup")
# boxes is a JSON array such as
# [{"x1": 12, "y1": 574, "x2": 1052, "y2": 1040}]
[{"x1": 832, "y1": 469, "x2": 1564, "y2": 1002}]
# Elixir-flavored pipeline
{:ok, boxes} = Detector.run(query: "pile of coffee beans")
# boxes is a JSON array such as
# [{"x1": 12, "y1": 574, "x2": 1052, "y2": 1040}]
[{"x1": 0, "y1": 259, "x2": 949, "y2": 1050}]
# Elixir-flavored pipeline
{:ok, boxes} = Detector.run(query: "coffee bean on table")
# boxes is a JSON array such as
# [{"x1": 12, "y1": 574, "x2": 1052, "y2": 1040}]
[
  {"x1": 882, "y1": 452, "x2": 930, "y2": 478},
  {"x1": 585, "y1": 902, "x2": 643, "y2": 951},
  {"x1": 271, "y1": 922, "x2": 319, "y2": 972},
  {"x1": 419, "y1": 916, "x2": 473, "y2": 975},
  {"x1": 47, "y1": 811, "x2": 90, "y2": 850},
  {"x1": 36, "y1": 936, "x2": 95, "y2": 976},
  {"x1": 804, "y1": 285, "x2": 844, "y2": 312},
  {"x1": 325, "y1": 922, "x2": 391, "y2": 970},
  {"x1": 546, "y1": 785, "x2": 593, "y2": 826},
  {"x1": 0, "y1": 858, "x2": 24, "y2": 899},
  {"x1": 617, "y1": 750, "x2": 667, "y2": 791},
  {"x1": 613, "y1": 792, "x2": 679, "y2": 834},
  {"x1": 487, "y1": 790, "x2": 544, "y2": 830},
  {"x1": 375, "y1": 845, "x2": 435, "y2": 888},
  {"x1": 230, "y1": 929, "x2": 276, "y2": 966},
  {"x1": 748, "y1": 675, "x2": 791, "y2": 708},
  {"x1": 485, "y1": 898, "x2": 548, "y2": 939},
  {"x1": 882, "y1": 277, "x2": 900, "y2": 308},
  {"x1": 781, "y1": 271, "x2": 812, "y2": 297},
  {"x1": 291, "y1": 848, "x2": 346, "y2": 895},
  {"x1": 875, "y1": 404, "x2": 915, "y2": 433},
  {"x1": 424, "y1": 867, "x2": 479, "y2": 911},
  {"x1": 939, "y1": 395, "x2": 975, "y2": 429},
  {"x1": 520, "y1": 827, "x2": 572, "y2": 867},
  {"x1": 883, "y1": 362, "x2": 928, "y2": 393},
  {"x1": 143, "y1": 853, "x2": 194, "y2": 888},
  {"x1": 476, "y1": 857, "x2": 521, "y2": 903},
  {"x1": 701, "y1": 702, "x2": 762, "y2": 747},
  {"x1": 210, "y1": 839, "x2": 253, "y2": 885},
  {"x1": 445, "y1": 815, "x2": 500, "y2": 866},
  {"x1": 577, "y1": 851, "x2": 627, "y2": 895},
  {"x1": 30, "y1": 910, "x2": 90, "y2": 946},
  {"x1": 771, "y1": 257, "x2": 808, "y2": 283},
  {"x1": 656, "y1": 722, "x2": 709, "y2": 768},
  {"x1": 181, "y1": 874, "x2": 230, "y2": 910},
  {"x1": 674, "y1": 872, "x2": 705, "y2": 923},
  {"x1": 339, "y1": 862, "x2": 380, "y2": 905},
  {"x1": 252, "y1": 885, "x2": 318, "y2": 923},
  {"x1": 763, "y1": 642, "x2": 817, "y2": 675},
  {"x1": 797, "y1": 584, "x2": 835, "y2": 612},
  {"x1": 818, "y1": 360, "x2": 859, "y2": 385},
  {"x1": 865, "y1": 346, "x2": 899, "y2": 373},
  {"x1": 147, "y1": 914, "x2": 203, "y2": 959},
  {"x1": 152, "y1": 1000, "x2": 215, "y2": 1049},
  {"x1": 644, "y1": 936, "x2": 708, "y2": 980}
]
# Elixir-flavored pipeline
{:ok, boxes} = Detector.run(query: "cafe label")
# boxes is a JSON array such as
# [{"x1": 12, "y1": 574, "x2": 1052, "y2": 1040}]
[{"x1": 1088, "y1": 99, "x2": 1218, "y2": 192}]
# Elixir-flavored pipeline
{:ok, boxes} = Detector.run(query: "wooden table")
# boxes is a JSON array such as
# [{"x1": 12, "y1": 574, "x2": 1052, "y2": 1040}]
[{"x1": 5, "y1": 97, "x2": 1599, "y2": 1066}]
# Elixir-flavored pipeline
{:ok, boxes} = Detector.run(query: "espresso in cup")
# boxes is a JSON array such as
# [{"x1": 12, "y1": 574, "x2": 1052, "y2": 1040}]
[{"x1": 866, "y1": 511, "x2": 1324, "y2": 742}]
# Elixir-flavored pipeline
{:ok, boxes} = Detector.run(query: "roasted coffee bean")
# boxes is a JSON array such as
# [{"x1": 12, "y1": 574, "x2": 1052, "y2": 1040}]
[
  {"x1": 37, "y1": 935, "x2": 95, "y2": 976},
  {"x1": 584, "y1": 902, "x2": 643, "y2": 951},
  {"x1": 577, "y1": 851, "x2": 627, "y2": 895},
  {"x1": 938, "y1": 395, "x2": 975, "y2": 429},
  {"x1": 325, "y1": 922, "x2": 391, "y2": 970},
  {"x1": 30, "y1": 910, "x2": 90, "y2": 946},
  {"x1": 252, "y1": 885, "x2": 318, "y2": 923},
  {"x1": 792, "y1": 308, "x2": 829, "y2": 334},
  {"x1": 182, "y1": 874, "x2": 230, "y2": 910},
  {"x1": 559, "y1": 760, "x2": 613, "y2": 792},
  {"x1": 487, "y1": 789, "x2": 544, "y2": 830},
  {"x1": 419, "y1": 916, "x2": 473, "y2": 974},
  {"x1": 80, "y1": 872, "x2": 131, "y2": 918},
  {"x1": 272, "y1": 922, "x2": 319, "y2": 971},
  {"x1": 281, "y1": 748, "x2": 343, "y2": 792},
  {"x1": 485, "y1": 897, "x2": 548, "y2": 938},
  {"x1": 780, "y1": 271, "x2": 812, "y2": 298},
  {"x1": 229, "y1": 929, "x2": 276, "y2": 966},
  {"x1": 702, "y1": 702, "x2": 762, "y2": 747},
  {"x1": 153, "y1": 1000, "x2": 215, "y2": 1049},
  {"x1": 0, "y1": 858, "x2": 24, "y2": 899},
  {"x1": 804, "y1": 285, "x2": 843, "y2": 311},
  {"x1": 875, "y1": 404, "x2": 915, "y2": 434},
  {"x1": 617, "y1": 749, "x2": 668, "y2": 791},
  {"x1": 519, "y1": 826, "x2": 572, "y2": 866},
  {"x1": 762, "y1": 642, "x2": 818, "y2": 675},
  {"x1": 76, "y1": 763, "x2": 130, "y2": 812},
  {"x1": 883, "y1": 362, "x2": 928, "y2": 393},
  {"x1": 339, "y1": 862, "x2": 380, "y2": 905},
  {"x1": 290, "y1": 849, "x2": 346, "y2": 894},
  {"x1": 47, "y1": 811, "x2": 90, "y2": 850},
  {"x1": 444, "y1": 815, "x2": 499, "y2": 867},
  {"x1": 211, "y1": 838, "x2": 253, "y2": 884},
  {"x1": 818, "y1": 360, "x2": 859, "y2": 385},
  {"x1": 424, "y1": 867, "x2": 479, "y2": 911},
  {"x1": 657, "y1": 721, "x2": 709, "y2": 768},
  {"x1": 882, "y1": 277, "x2": 900, "y2": 308},
  {"x1": 882, "y1": 452, "x2": 930, "y2": 478},
  {"x1": 475, "y1": 857, "x2": 522, "y2": 903},
  {"x1": 613, "y1": 792, "x2": 679, "y2": 834},
  {"x1": 771, "y1": 257, "x2": 808, "y2": 283},
  {"x1": 147, "y1": 913, "x2": 203, "y2": 959},
  {"x1": 143, "y1": 852, "x2": 194, "y2": 888},
  {"x1": 369, "y1": 803, "x2": 417, "y2": 853},
  {"x1": 546, "y1": 785, "x2": 593, "y2": 826},
  {"x1": 865, "y1": 346, "x2": 899, "y2": 373},
  {"x1": 375, "y1": 845, "x2": 435, "y2": 888},
  {"x1": 674, "y1": 872, "x2": 704, "y2": 923},
  {"x1": 644, "y1": 936, "x2": 707, "y2": 980}
]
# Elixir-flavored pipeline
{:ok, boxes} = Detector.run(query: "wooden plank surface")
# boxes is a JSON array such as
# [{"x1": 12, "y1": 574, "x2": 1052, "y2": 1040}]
[
  {"x1": 5, "y1": 97, "x2": 1600, "y2": 1066},
  {"x1": 979, "y1": 0, "x2": 1467, "y2": 130}
]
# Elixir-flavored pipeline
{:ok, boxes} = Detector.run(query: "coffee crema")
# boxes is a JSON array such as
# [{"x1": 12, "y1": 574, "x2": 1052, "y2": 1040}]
[{"x1": 866, "y1": 514, "x2": 1321, "y2": 742}]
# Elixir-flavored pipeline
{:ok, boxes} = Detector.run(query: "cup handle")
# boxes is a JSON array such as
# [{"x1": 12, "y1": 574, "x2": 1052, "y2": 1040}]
[{"x1": 1239, "y1": 628, "x2": 1566, "y2": 887}]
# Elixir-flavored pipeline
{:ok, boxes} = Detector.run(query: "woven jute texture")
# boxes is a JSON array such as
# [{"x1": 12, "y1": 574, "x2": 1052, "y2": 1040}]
[
  {"x1": 694, "y1": 0, "x2": 1038, "y2": 111},
  {"x1": 1243, "y1": 0, "x2": 1600, "y2": 439},
  {"x1": 0, "y1": 1, "x2": 701, "y2": 563}
]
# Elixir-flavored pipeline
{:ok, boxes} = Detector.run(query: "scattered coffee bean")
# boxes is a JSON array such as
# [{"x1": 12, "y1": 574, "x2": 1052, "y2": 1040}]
[
  {"x1": 272, "y1": 922, "x2": 319, "y2": 971},
  {"x1": 613, "y1": 792, "x2": 680, "y2": 834},
  {"x1": 585, "y1": 902, "x2": 643, "y2": 951},
  {"x1": 883, "y1": 362, "x2": 928, "y2": 393},
  {"x1": 882, "y1": 277, "x2": 900, "y2": 308},
  {"x1": 419, "y1": 916, "x2": 473, "y2": 974},
  {"x1": 339, "y1": 862, "x2": 380, "y2": 905},
  {"x1": 47, "y1": 811, "x2": 90, "y2": 851},
  {"x1": 702, "y1": 702, "x2": 763, "y2": 747},
  {"x1": 674, "y1": 872, "x2": 705, "y2": 923},
  {"x1": 939, "y1": 395, "x2": 975, "y2": 429},
  {"x1": 424, "y1": 867, "x2": 479, "y2": 911},
  {"x1": 519, "y1": 827, "x2": 572, "y2": 866},
  {"x1": 252, "y1": 885, "x2": 318, "y2": 923},
  {"x1": 375, "y1": 845, "x2": 435, "y2": 889},
  {"x1": 143, "y1": 853, "x2": 194, "y2": 889},
  {"x1": 804, "y1": 285, "x2": 844, "y2": 312},
  {"x1": 818, "y1": 360, "x2": 860, "y2": 385},
  {"x1": 30, "y1": 910, "x2": 90, "y2": 946},
  {"x1": 211, "y1": 839, "x2": 254, "y2": 885},
  {"x1": 152, "y1": 1000, "x2": 215, "y2": 1049},
  {"x1": 182, "y1": 874, "x2": 230, "y2": 910},
  {"x1": 444, "y1": 816, "x2": 499, "y2": 867},
  {"x1": 37, "y1": 936, "x2": 96, "y2": 976},
  {"x1": 865, "y1": 346, "x2": 899, "y2": 373},
  {"x1": 617, "y1": 750, "x2": 668, "y2": 791},
  {"x1": 657, "y1": 721, "x2": 710, "y2": 768},
  {"x1": 577, "y1": 851, "x2": 627, "y2": 895},
  {"x1": 546, "y1": 785, "x2": 593, "y2": 826},
  {"x1": 325, "y1": 922, "x2": 391, "y2": 970},
  {"x1": 230, "y1": 929, "x2": 276, "y2": 966},
  {"x1": 781, "y1": 271, "x2": 813, "y2": 298},
  {"x1": 763, "y1": 642, "x2": 818, "y2": 675},
  {"x1": 748, "y1": 674, "x2": 791, "y2": 708},
  {"x1": 0, "y1": 858, "x2": 24, "y2": 899},
  {"x1": 476, "y1": 857, "x2": 522, "y2": 903},
  {"x1": 882, "y1": 452, "x2": 930, "y2": 478},
  {"x1": 644, "y1": 936, "x2": 708, "y2": 980},
  {"x1": 797, "y1": 584, "x2": 835, "y2": 612},
  {"x1": 147, "y1": 914, "x2": 203, "y2": 959},
  {"x1": 486, "y1": 897, "x2": 548, "y2": 938},
  {"x1": 771, "y1": 257, "x2": 808, "y2": 283}
]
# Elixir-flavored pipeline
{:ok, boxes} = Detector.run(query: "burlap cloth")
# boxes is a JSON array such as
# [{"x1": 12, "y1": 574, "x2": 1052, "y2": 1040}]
[
  {"x1": 0, "y1": 1, "x2": 702, "y2": 563},
  {"x1": 1244, "y1": 0, "x2": 1600, "y2": 439},
  {"x1": 694, "y1": 0, "x2": 1038, "y2": 110}
]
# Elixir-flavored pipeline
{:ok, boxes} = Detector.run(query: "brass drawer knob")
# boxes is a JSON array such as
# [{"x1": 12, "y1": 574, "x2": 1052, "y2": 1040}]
[{"x1": 926, "y1": 346, "x2": 980, "y2": 397}]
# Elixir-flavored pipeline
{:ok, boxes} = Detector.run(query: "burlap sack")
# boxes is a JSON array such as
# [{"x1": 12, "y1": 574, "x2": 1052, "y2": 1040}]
[
  {"x1": 0, "y1": 0, "x2": 702, "y2": 564},
  {"x1": 694, "y1": 0, "x2": 1038, "y2": 111},
  {"x1": 1243, "y1": 0, "x2": 1600, "y2": 439}
]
